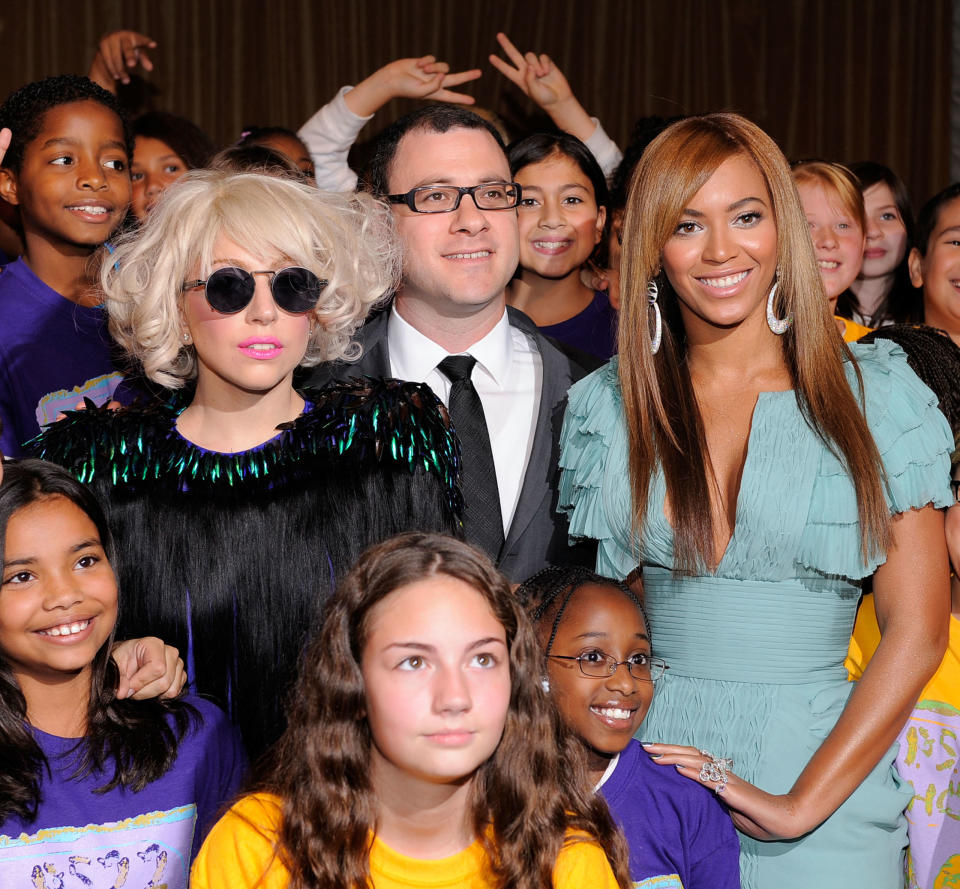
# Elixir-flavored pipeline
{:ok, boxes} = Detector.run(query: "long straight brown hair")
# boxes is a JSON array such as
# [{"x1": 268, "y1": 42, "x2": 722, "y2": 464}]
[{"x1": 617, "y1": 113, "x2": 889, "y2": 573}]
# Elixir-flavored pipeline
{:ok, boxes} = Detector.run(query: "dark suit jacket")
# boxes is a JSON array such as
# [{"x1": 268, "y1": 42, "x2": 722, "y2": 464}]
[{"x1": 299, "y1": 304, "x2": 598, "y2": 581}]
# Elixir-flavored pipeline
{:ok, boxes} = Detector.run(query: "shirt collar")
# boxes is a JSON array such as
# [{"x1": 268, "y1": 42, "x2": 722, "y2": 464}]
[{"x1": 388, "y1": 304, "x2": 514, "y2": 388}]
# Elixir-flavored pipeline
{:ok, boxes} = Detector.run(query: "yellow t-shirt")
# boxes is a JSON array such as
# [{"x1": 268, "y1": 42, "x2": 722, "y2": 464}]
[{"x1": 190, "y1": 793, "x2": 620, "y2": 889}]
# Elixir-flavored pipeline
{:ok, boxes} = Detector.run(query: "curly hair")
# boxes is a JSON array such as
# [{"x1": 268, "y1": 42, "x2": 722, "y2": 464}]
[
  {"x1": 0, "y1": 459, "x2": 193, "y2": 823},
  {"x1": 101, "y1": 168, "x2": 398, "y2": 388},
  {"x1": 267, "y1": 533, "x2": 631, "y2": 889},
  {"x1": 0, "y1": 75, "x2": 133, "y2": 173}
]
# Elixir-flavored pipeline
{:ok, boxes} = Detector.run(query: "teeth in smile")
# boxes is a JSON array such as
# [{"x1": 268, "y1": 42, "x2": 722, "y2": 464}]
[
  {"x1": 533, "y1": 240, "x2": 571, "y2": 248},
  {"x1": 700, "y1": 271, "x2": 748, "y2": 288},
  {"x1": 39, "y1": 619, "x2": 90, "y2": 637},
  {"x1": 446, "y1": 251, "x2": 490, "y2": 259},
  {"x1": 69, "y1": 206, "x2": 108, "y2": 215},
  {"x1": 593, "y1": 706, "x2": 632, "y2": 720},
  {"x1": 247, "y1": 343, "x2": 277, "y2": 350},
  {"x1": 818, "y1": 260, "x2": 839, "y2": 269}
]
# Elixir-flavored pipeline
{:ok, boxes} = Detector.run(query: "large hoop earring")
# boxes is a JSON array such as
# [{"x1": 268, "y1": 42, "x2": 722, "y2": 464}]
[
  {"x1": 647, "y1": 279, "x2": 662, "y2": 354},
  {"x1": 766, "y1": 280, "x2": 792, "y2": 335}
]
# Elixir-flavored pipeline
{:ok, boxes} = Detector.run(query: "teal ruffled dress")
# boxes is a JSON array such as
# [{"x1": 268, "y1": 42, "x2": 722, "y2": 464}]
[{"x1": 558, "y1": 341, "x2": 953, "y2": 888}]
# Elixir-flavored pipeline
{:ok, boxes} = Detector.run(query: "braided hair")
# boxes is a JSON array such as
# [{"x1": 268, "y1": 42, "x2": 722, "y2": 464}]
[
  {"x1": 516, "y1": 565, "x2": 649, "y2": 656},
  {"x1": 859, "y1": 324, "x2": 960, "y2": 464}
]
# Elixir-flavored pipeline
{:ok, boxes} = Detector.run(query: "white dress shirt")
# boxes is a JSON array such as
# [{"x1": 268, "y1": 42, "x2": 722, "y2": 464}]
[{"x1": 387, "y1": 305, "x2": 542, "y2": 534}]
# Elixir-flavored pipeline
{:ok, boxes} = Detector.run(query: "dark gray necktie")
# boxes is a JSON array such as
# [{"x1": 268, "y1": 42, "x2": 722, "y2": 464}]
[{"x1": 438, "y1": 355, "x2": 505, "y2": 560}]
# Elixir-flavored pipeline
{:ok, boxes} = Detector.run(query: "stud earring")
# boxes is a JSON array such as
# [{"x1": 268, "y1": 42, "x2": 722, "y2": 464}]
[
  {"x1": 182, "y1": 332, "x2": 192, "y2": 345},
  {"x1": 766, "y1": 278, "x2": 792, "y2": 335},
  {"x1": 647, "y1": 279, "x2": 662, "y2": 354}
]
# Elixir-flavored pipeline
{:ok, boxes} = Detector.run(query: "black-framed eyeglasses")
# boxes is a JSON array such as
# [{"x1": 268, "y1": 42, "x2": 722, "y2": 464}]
[
  {"x1": 182, "y1": 266, "x2": 327, "y2": 315},
  {"x1": 386, "y1": 182, "x2": 522, "y2": 214},
  {"x1": 546, "y1": 651, "x2": 669, "y2": 682}
]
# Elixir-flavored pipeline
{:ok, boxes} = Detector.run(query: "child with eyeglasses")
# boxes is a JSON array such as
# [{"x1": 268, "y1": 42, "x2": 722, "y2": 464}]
[
  {"x1": 30, "y1": 168, "x2": 463, "y2": 760},
  {"x1": 517, "y1": 566, "x2": 741, "y2": 889}
]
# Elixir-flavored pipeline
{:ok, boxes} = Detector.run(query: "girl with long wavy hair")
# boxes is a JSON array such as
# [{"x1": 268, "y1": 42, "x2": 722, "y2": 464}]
[
  {"x1": 558, "y1": 112, "x2": 952, "y2": 887},
  {"x1": 191, "y1": 532, "x2": 631, "y2": 889},
  {"x1": 0, "y1": 459, "x2": 245, "y2": 884}
]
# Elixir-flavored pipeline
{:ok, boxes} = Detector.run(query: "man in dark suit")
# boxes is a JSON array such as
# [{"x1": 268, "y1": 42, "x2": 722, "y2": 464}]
[{"x1": 301, "y1": 105, "x2": 597, "y2": 581}]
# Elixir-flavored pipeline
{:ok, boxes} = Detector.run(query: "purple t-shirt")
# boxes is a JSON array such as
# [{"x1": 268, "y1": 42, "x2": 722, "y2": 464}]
[
  {"x1": 0, "y1": 258, "x2": 125, "y2": 456},
  {"x1": 599, "y1": 740, "x2": 741, "y2": 888},
  {"x1": 538, "y1": 290, "x2": 618, "y2": 360},
  {"x1": 0, "y1": 696, "x2": 246, "y2": 889}
]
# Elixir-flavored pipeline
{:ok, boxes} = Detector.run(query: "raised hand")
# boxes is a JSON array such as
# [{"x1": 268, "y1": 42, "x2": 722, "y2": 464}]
[
  {"x1": 88, "y1": 29, "x2": 157, "y2": 92},
  {"x1": 345, "y1": 55, "x2": 482, "y2": 118}
]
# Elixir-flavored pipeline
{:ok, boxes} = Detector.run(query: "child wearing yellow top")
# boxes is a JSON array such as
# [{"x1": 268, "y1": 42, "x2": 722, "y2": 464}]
[
  {"x1": 191, "y1": 534, "x2": 630, "y2": 889},
  {"x1": 847, "y1": 480, "x2": 960, "y2": 888}
]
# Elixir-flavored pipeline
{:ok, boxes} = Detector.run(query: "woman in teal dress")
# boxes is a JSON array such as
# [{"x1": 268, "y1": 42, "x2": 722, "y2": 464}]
[{"x1": 558, "y1": 113, "x2": 953, "y2": 887}]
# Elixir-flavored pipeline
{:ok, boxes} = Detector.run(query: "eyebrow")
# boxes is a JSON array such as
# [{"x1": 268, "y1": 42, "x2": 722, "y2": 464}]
[
  {"x1": 573, "y1": 630, "x2": 650, "y2": 642},
  {"x1": 3, "y1": 538, "x2": 101, "y2": 569},
  {"x1": 41, "y1": 137, "x2": 127, "y2": 153},
  {"x1": 385, "y1": 636, "x2": 506, "y2": 652},
  {"x1": 520, "y1": 183, "x2": 591, "y2": 193},
  {"x1": 938, "y1": 225, "x2": 960, "y2": 238},
  {"x1": 405, "y1": 175, "x2": 512, "y2": 190},
  {"x1": 681, "y1": 196, "x2": 767, "y2": 218}
]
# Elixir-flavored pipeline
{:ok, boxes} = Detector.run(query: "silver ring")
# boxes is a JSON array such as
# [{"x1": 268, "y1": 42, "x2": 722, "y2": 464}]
[{"x1": 698, "y1": 753, "x2": 734, "y2": 791}]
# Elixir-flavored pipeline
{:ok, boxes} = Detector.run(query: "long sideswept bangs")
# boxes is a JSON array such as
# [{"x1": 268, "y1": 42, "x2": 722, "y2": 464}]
[{"x1": 616, "y1": 112, "x2": 886, "y2": 573}]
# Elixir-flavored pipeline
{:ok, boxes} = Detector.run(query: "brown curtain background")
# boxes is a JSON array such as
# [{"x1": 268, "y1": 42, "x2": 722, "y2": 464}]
[{"x1": 0, "y1": 0, "x2": 950, "y2": 208}]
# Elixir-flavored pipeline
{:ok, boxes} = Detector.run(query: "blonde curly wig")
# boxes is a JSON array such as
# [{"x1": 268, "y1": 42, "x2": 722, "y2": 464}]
[{"x1": 102, "y1": 169, "x2": 399, "y2": 388}]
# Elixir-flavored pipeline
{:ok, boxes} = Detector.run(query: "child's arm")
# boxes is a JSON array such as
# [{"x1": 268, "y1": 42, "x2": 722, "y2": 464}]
[
  {"x1": 298, "y1": 55, "x2": 481, "y2": 192},
  {"x1": 489, "y1": 32, "x2": 622, "y2": 180},
  {"x1": 112, "y1": 637, "x2": 186, "y2": 699},
  {"x1": 88, "y1": 29, "x2": 157, "y2": 93}
]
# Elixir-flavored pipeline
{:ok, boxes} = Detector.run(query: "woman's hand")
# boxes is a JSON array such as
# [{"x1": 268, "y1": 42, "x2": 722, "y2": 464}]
[
  {"x1": 489, "y1": 32, "x2": 596, "y2": 143},
  {"x1": 88, "y1": 29, "x2": 157, "y2": 92},
  {"x1": 642, "y1": 742, "x2": 815, "y2": 840},
  {"x1": 112, "y1": 637, "x2": 186, "y2": 700},
  {"x1": 345, "y1": 55, "x2": 482, "y2": 118}
]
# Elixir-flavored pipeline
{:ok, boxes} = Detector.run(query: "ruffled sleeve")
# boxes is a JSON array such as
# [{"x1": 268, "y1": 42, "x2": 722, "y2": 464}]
[
  {"x1": 797, "y1": 340, "x2": 953, "y2": 578},
  {"x1": 558, "y1": 360, "x2": 635, "y2": 577}
]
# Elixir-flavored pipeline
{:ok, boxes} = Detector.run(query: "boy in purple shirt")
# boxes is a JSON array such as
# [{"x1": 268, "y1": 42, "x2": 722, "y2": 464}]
[{"x1": 0, "y1": 75, "x2": 133, "y2": 455}]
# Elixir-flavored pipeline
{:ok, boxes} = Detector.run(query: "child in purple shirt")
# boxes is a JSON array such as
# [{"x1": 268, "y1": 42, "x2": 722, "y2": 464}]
[
  {"x1": 0, "y1": 75, "x2": 134, "y2": 455},
  {"x1": 519, "y1": 566, "x2": 740, "y2": 888},
  {"x1": 0, "y1": 460, "x2": 246, "y2": 888}
]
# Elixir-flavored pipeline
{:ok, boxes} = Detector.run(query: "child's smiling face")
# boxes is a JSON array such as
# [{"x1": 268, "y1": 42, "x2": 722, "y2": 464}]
[
  {"x1": 542, "y1": 583, "x2": 654, "y2": 777},
  {"x1": 0, "y1": 100, "x2": 130, "y2": 251}
]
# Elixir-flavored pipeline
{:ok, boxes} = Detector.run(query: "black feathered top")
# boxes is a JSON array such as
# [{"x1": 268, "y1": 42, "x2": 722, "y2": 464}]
[{"x1": 32, "y1": 379, "x2": 462, "y2": 759}]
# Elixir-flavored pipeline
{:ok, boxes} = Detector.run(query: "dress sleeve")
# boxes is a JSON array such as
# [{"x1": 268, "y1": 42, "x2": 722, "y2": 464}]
[
  {"x1": 797, "y1": 340, "x2": 954, "y2": 578},
  {"x1": 558, "y1": 361, "x2": 634, "y2": 577},
  {"x1": 190, "y1": 795, "x2": 289, "y2": 889}
]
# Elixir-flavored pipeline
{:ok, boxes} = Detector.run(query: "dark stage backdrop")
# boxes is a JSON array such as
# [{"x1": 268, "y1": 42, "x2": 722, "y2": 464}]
[{"x1": 0, "y1": 0, "x2": 951, "y2": 208}]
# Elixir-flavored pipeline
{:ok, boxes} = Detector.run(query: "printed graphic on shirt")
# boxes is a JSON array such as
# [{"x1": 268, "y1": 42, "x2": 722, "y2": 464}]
[
  {"x1": 634, "y1": 876, "x2": 683, "y2": 888},
  {"x1": 35, "y1": 372, "x2": 124, "y2": 431},
  {"x1": 0, "y1": 804, "x2": 196, "y2": 889},
  {"x1": 900, "y1": 703, "x2": 960, "y2": 889}
]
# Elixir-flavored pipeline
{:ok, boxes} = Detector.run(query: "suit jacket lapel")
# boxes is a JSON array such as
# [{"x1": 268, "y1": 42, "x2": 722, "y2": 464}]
[{"x1": 500, "y1": 309, "x2": 571, "y2": 560}]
